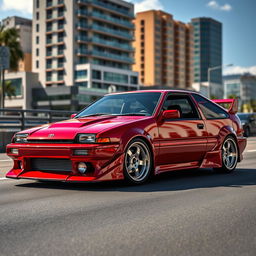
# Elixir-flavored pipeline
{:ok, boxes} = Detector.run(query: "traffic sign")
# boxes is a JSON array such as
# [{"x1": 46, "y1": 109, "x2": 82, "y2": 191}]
[{"x1": 0, "y1": 46, "x2": 10, "y2": 70}]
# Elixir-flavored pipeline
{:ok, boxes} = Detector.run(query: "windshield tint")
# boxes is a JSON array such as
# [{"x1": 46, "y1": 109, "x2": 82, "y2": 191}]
[{"x1": 76, "y1": 92, "x2": 162, "y2": 118}]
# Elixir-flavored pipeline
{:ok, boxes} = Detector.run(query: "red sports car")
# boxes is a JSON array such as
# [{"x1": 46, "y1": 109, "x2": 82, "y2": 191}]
[{"x1": 6, "y1": 90, "x2": 246, "y2": 185}]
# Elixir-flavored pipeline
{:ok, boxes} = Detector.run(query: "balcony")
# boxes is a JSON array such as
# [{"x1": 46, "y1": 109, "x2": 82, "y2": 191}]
[
  {"x1": 76, "y1": 0, "x2": 134, "y2": 18},
  {"x1": 90, "y1": 12, "x2": 134, "y2": 29},
  {"x1": 76, "y1": 48, "x2": 90, "y2": 55},
  {"x1": 46, "y1": 13, "x2": 65, "y2": 21},
  {"x1": 76, "y1": 35, "x2": 90, "y2": 43},
  {"x1": 91, "y1": 24, "x2": 133, "y2": 40},
  {"x1": 91, "y1": 37, "x2": 133, "y2": 51},
  {"x1": 76, "y1": 22, "x2": 89, "y2": 30},
  {"x1": 46, "y1": 62, "x2": 65, "y2": 70},
  {"x1": 92, "y1": 50, "x2": 133, "y2": 63},
  {"x1": 46, "y1": 1, "x2": 65, "y2": 10},
  {"x1": 76, "y1": 9, "x2": 88, "y2": 17}
]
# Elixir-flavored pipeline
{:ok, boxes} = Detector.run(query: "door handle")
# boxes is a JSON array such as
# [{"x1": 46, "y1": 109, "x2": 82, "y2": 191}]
[{"x1": 197, "y1": 123, "x2": 204, "y2": 129}]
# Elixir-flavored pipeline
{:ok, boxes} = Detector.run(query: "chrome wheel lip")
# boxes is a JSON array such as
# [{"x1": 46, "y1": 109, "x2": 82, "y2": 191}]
[
  {"x1": 125, "y1": 141, "x2": 151, "y2": 182},
  {"x1": 222, "y1": 138, "x2": 238, "y2": 170}
]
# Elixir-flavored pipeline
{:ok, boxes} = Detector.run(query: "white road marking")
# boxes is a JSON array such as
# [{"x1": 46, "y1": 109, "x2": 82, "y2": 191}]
[
  {"x1": 0, "y1": 177, "x2": 8, "y2": 180},
  {"x1": 247, "y1": 149, "x2": 256, "y2": 153}
]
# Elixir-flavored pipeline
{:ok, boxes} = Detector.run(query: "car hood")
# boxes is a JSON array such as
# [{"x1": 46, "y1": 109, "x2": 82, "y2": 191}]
[{"x1": 22, "y1": 115, "x2": 148, "y2": 141}]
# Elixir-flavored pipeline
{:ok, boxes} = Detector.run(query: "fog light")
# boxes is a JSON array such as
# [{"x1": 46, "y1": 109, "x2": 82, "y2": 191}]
[
  {"x1": 11, "y1": 148, "x2": 19, "y2": 155},
  {"x1": 74, "y1": 149, "x2": 88, "y2": 156},
  {"x1": 78, "y1": 162, "x2": 87, "y2": 174}
]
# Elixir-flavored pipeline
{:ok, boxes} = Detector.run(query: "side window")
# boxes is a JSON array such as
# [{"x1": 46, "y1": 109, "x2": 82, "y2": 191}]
[
  {"x1": 163, "y1": 94, "x2": 200, "y2": 119},
  {"x1": 192, "y1": 94, "x2": 229, "y2": 119}
]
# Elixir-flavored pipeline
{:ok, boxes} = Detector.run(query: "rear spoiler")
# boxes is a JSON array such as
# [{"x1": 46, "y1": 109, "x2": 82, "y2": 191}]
[{"x1": 212, "y1": 99, "x2": 238, "y2": 114}]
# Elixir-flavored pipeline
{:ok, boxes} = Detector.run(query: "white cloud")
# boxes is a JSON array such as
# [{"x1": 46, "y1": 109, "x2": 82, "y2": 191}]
[
  {"x1": 1, "y1": 0, "x2": 33, "y2": 15},
  {"x1": 132, "y1": 0, "x2": 164, "y2": 14},
  {"x1": 207, "y1": 1, "x2": 232, "y2": 12},
  {"x1": 224, "y1": 66, "x2": 256, "y2": 76}
]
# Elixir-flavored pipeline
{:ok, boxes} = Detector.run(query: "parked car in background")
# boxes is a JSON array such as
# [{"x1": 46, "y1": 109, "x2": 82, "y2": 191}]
[{"x1": 237, "y1": 113, "x2": 256, "y2": 137}]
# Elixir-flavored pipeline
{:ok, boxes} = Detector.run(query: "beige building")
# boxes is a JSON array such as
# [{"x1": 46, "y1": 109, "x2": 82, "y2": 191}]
[
  {"x1": 2, "y1": 16, "x2": 32, "y2": 72},
  {"x1": 133, "y1": 10, "x2": 193, "y2": 89}
]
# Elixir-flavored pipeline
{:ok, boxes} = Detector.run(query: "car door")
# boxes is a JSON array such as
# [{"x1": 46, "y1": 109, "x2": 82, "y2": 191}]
[
  {"x1": 157, "y1": 93, "x2": 207, "y2": 167},
  {"x1": 192, "y1": 93, "x2": 232, "y2": 151}
]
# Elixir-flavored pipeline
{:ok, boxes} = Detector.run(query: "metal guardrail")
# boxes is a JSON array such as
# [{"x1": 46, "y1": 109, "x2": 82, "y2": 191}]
[{"x1": 0, "y1": 108, "x2": 74, "y2": 131}]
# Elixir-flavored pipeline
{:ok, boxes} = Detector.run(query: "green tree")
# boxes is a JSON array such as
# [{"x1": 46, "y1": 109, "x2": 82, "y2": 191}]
[
  {"x1": 5, "y1": 80, "x2": 16, "y2": 99},
  {"x1": 0, "y1": 26, "x2": 24, "y2": 71}
]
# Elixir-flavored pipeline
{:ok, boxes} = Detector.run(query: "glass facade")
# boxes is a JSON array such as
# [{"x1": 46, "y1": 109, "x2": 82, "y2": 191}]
[{"x1": 192, "y1": 18, "x2": 222, "y2": 84}]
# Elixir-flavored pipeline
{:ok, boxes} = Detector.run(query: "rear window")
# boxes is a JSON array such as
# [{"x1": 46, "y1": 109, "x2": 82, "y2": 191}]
[{"x1": 192, "y1": 94, "x2": 229, "y2": 120}]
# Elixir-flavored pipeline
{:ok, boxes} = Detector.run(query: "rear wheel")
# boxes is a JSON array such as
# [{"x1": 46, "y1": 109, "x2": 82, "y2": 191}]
[
  {"x1": 123, "y1": 139, "x2": 152, "y2": 185},
  {"x1": 214, "y1": 136, "x2": 238, "y2": 173}
]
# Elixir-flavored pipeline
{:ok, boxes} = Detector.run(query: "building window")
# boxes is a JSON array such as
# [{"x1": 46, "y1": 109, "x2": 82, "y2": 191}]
[
  {"x1": 46, "y1": 0, "x2": 53, "y2": 7},
  {"x1": 36, "y1": 12, "x2": 39, "y2": 20},
  {"x1": 92, "y1": 70, "x2": 101, "y2": 80},
  {"x1": 36, "y1": 60, "x2": 39, "y2": 68},
  {"x1": 36, "y1": 36, "x2": 39, "y2": 44},
  {"x1": 36, "y1": 0, "x2": 40, "y2": 8},
  {"x1": 75, "y1": 70, "x2": 88, "y2": 80},
  {"x1": 36, "y1": 24, "x2": 39, "y2": 32},
  {"x1": 104, "y1": 72, "x2": 128, "y2": 83},
  {"x1": 130, "y1": 76, "x2": 138, "y2": 85},
  {"x1": 36, "y1": 48, "x2": 39, "y2": 56},
  {"x1": 140, "y1": 20, "x2": 145, "y2": 26}
]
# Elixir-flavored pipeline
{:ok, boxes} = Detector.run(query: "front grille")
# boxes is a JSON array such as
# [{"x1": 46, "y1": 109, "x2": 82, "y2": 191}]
[{"x1": 31, "y1": 158, "x2": 72, "y2": 172}]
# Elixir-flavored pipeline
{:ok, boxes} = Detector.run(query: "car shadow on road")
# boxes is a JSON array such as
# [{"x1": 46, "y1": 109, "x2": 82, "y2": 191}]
[{"x1": 15, "y1": 168, "x2": 256, "y2": 193}]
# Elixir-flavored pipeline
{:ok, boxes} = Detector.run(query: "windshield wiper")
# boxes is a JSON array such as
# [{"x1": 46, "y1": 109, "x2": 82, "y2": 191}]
[
  {"x1": 78, "y1": 113, "x2": 113, "y2": 118},
  {"x1": 116, "y1": 113, "x2": 147, "y2": 116}
]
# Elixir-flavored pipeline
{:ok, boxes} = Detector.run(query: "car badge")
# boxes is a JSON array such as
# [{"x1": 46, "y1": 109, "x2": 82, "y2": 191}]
[{"x1": 48, "y1": 134, "x2": 55, "y2": 138}]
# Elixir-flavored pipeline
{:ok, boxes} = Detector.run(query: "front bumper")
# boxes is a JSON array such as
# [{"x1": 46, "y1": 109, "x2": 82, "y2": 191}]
[{"x1": 6, "y1": 143, "x2": 125, "y2": 182}]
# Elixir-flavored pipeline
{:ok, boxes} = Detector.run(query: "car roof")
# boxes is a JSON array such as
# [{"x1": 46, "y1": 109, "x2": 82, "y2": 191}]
[{"x1": 106, "y1": 89, "x2": 200, "y2": 96}]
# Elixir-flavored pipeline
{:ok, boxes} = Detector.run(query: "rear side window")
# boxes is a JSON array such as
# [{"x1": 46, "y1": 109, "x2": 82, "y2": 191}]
[{"x1": 192, "y1": 94, "x2": 229, "y2": 120}]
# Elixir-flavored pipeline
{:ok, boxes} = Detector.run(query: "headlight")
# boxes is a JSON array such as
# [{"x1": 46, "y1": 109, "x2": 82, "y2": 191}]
[
  {"x1": 77, "y1": 134, "x2": 96, "y2": 143},
  {"x1": 14, "y1": 133, "x2": 29, "y2": 143}
]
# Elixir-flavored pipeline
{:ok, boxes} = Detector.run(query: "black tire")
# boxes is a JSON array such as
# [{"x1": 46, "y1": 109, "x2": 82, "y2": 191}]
[
  {"x1": 214, "y1": 136, "x2": 238, "y2": 173},
  {"x1": 244, "y1": 126, "x2": 250, "y2": 137},
  {"x1": 123, "y1": 138, "x2": 153, "y2": 185}
]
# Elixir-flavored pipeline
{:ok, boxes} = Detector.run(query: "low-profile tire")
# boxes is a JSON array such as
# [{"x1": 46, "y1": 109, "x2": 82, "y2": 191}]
[
  {"x1": 214, "y1": 136, "x2": 238, "y2": 173},
  {"x1": 244, "y1": 126, "x2": 250, "y2": 137},
  {"x1": 123, "y1": 138, "x2": 153, "y2": 185}
]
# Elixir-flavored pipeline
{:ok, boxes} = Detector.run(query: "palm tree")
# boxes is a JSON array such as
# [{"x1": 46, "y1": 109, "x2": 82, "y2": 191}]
[
  {"x1": 0, "y1": 26, "x2": 23, "y2": 107},
  {"x1": 5, "y1": 80, "x2": 16, "y2": 99},
  {"x1": 0, "y1": 26, "x2": 24, "y2": 71}
]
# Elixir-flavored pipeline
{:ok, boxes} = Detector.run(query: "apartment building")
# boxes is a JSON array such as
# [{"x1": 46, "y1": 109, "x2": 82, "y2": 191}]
[
  {"x1": 2, "y1": 16, "x2": 32, "y2": 72},
  {"x1": 133, "y1": 10, "x2": 193, "y2": 89},
  {"x1": 32, "y1": 0, "x2": 138, "y2": 109}
]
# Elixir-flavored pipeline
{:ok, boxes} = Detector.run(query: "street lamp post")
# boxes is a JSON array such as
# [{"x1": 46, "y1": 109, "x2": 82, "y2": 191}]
[{"x1": 208, "y1": 64, "x2": 233, "y2": 98}]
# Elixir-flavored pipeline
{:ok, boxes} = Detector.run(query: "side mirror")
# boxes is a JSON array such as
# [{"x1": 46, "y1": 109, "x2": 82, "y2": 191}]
[
  {"x1": 162, "y1": 110, "x2": 180, "y2": 120},
  {"x1": 71, "y1": 113, "x2": 77, "y2": 119}
]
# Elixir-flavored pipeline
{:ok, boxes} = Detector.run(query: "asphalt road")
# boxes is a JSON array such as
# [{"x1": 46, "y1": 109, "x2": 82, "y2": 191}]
[{"x1": 1, "y1": 138, "x2": 256, "y2": 256}]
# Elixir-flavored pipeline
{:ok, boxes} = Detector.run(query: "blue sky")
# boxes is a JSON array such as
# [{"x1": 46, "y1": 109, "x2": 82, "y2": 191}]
[{"x1": 0, "y1": 0, "x2": 255, "y2": 74}]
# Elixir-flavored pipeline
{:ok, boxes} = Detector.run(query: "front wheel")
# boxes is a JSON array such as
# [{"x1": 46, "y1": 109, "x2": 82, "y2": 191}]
[
  {"x1": 214, "y1": 136, "x2": 238, "y2": 173},
  {"x1": 123, "y1": 139, "x2": 153, "y2": 185}
]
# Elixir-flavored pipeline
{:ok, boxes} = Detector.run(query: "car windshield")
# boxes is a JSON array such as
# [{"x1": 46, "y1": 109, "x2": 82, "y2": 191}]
[
  {"x1": 238, "y1": 114, "x2": 249, "y2": 121},
  {"x1": 76, "y1": 92, "x2": 162, "y2": 118}
]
